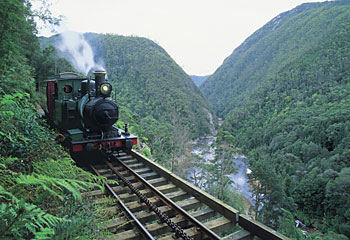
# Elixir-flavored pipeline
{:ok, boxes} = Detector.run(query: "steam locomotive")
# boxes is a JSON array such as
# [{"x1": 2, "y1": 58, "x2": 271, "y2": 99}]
[{"x1": 45, "y1": 71, "x2": 137, "y2": 154}]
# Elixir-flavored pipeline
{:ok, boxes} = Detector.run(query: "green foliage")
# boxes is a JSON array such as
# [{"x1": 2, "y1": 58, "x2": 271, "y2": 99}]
[
  {"x1": 216, "y1": 131, "x2": 236, "y2": 146},
  {"x1": 0, "y1": 65, "x2": 105, "y2": 240},
  {"x1": 39, "y1": 32, "x2": 213, "y2": 167},
  {"x1": 324, "y1": 168, "x2": 350, "y2": 236},
  {"x1": 181, "y1": 147, "x2": 245, "y2": 212},
  {"x1": 0, "y1": 1, "x2": 106, "y2": 239},
  {"x1": 187, "y1": 154, "x2": 206, "y2": 188},
  {"x1": 247, "y1": 151, "x2": 293, "y2": 227},
  {"x1": 0, "y1": 92, "x2": 73, "y2": 166},
  {"x1": 50, "y1": 195, "x2": 101, "y2": 240},
  {"x1": 323, "y1": 232, "x2": 349, "y2": 240},
  {"x1": 212, "y1": 1, "x2": 350, "y2": 236},
  {"x1": 52, "y1": 217, "x2": 94, "y2": 240},
  {"x1": 0, "y1": 186, "x2": 67, "y2": 240},
  {"x1": 14, "y1": 173, "x2": 95, "y2": 202},
  {"x1": 102, "y1": 33, "x2": 211, "y2": 140},
  {"x1": 142, "y1": 147, "x2": 152, "y2": 159},
  {"x1": 206, "y1": 147, "x2": 238, "y2": 201},
  {"x1": 278, "y1": 210, "x2": 305, "y2": 239},
  {"x1": 0, "y1": 0, "x2": 42, "y2": 93},
  {"x1": 0, "y1": 92, "x2": 105, "y2": 238},
  {"x1": 201, "y1": 1, "x2": 350, "y2": 118},
  {"x1": 35, "y1": 45, "x2": 75, "y2": 82}
]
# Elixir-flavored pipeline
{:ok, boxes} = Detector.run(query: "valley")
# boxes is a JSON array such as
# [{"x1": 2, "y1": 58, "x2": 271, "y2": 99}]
[
  {"x1": 1, "y1": 0, "x2": 350, "y2": 239},
  {"x1": 199, "y1": 1, "x2": 350, "y2": 239}
]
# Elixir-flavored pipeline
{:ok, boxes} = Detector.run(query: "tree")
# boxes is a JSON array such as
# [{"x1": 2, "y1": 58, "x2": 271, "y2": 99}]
[
  {"x1": 169, "y1": 110, "x2": 190, "y2": 172},
  {"x1": 0, "y1": 0, "x2": 60, "y2": 94},
  {"x1": 205, "y1": 146, "x2": 237, "y2": 201},
  {"x1": 278, "y1": 210, "x2": 305, "y2": 239},
  {"x1": 188, "y1": 154, "x2": 206, "y2": 188},
  {"x1": 325, "y1": 168, "x2": 350, "y2": 237},
  {"x1": 248, "y1": 151, "x2": 289, "y2": 227},
  {"x1": 35, "y1": 46, "x2": 75, "y2": 82},
  {"x1": 0, "y1": 0, "x2": 36, "y2": 93}
]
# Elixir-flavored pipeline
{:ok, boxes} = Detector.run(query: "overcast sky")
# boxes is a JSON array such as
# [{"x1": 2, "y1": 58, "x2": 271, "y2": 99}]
[{"x1": 37, "y1": 0, "x2": 327, "y2": 76}]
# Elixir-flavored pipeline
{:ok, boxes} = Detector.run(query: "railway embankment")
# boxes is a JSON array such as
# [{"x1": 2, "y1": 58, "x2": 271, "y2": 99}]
[{"x1": 84, "y1": 150, "x2": 288, "y2": 239}]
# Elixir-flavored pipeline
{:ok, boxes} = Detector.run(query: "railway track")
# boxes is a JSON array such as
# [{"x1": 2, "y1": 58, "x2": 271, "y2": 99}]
[{"x1": 83, "y1": 150, "x2": 289, "y2": 240}]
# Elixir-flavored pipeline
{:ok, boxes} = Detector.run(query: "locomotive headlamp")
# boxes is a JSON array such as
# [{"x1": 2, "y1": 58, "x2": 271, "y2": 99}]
[{"x1": 100, "y1": 83, "x2": 112, "y2": 96}]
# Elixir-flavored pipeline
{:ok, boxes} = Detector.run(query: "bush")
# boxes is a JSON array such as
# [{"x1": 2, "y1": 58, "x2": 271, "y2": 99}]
[{"x1": 0, "y1": 92, "x2": 105, "y2": 239}]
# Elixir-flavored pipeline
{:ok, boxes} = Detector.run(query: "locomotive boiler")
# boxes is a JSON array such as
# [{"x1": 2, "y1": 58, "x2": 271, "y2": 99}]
[{"x1": 45, "y1": 71, "x2": 137, "y2": 154}]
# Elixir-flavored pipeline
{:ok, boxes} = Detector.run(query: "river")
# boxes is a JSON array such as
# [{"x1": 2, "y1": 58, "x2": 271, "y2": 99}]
[{"x1": 184, "y1": 137, "x2": 253, "y2": 207}]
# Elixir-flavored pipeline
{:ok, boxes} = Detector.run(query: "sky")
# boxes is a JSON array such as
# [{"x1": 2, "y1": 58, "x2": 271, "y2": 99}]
[{"x1": 36, "y1": 0, "x2": 327, "y2": 76}]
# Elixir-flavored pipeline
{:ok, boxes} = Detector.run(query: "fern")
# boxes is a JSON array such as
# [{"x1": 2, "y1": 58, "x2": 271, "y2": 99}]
[
  {"x1": 32, "y1": 158, "x2": 106, "y2": 190},
  {"x1": 0, "y1": 186, "x2": 68, "y2": 239},
  {"x1": 13, "y1": 173, "x2": 98, "y2": 202},
  {"x1": 52, "y1": 217, "x2": 91, "y2": 240}
]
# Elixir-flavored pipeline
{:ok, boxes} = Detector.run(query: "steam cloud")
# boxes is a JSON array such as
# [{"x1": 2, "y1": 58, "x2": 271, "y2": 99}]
[{"x1": 57, "y1": 31, "x2": 105, "y2": 76}]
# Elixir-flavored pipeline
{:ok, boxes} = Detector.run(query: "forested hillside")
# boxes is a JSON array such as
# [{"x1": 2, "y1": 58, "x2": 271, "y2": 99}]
[
  {"x1": 201, "y1": 0, "x2": 350, "y2": 118},
  {"x1": 0, "y1": 1, "x2": 106, "y2": 238},
  {"x1": 40, "y1": 33, "x2": 211, "y2": 167},
  {"x1": 103, "y1": 34, "x2": 212, "y2": 167},
  {"x1": 210, "y1": 1, "x2": 350, "y2": 238},
  {"x1": 102, "y1": 34, "x2": 211, "y2": 138}
]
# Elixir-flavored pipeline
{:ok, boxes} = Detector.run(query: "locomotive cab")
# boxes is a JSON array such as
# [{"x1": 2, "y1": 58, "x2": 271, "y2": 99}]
[
  {"x1": 47, "y1": 72, "x2": 85, "y2": 130},
  {"x1": 45, "y1": 71, "x2": 137, "y2": 154}
]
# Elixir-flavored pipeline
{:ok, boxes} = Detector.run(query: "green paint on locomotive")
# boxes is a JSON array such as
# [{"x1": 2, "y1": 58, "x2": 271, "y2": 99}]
[
  {"x1": 52, "y1": 72, "x2": 87, "y2": 140},
  {"x1": 67, "y1": 129, "x2": 84, "y2": 141}
]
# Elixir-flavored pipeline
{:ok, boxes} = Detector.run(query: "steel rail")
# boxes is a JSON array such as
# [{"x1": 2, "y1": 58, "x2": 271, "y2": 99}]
[
  {"x1": 130, "y1": 150, "x2": 290, "y2": 240},
  {"x1": 103, "y1": 158, "x2": 194, "y2": 240},
  {"x1": 89, "y1": 164, "x2": 156, "y2": 240},
  {"x1": 109, "y1": 154, "x2": 222, "y2": 240}
]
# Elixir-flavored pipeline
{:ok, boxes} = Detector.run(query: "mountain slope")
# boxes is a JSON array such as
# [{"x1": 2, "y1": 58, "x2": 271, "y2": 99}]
[
  {"x1": 200, "y1": 1, "x2": 350, "y2": 118},
  {"x1": 102, "y1": 34, "x2": 211, "y2": 138},
  {"x1": 41, "y1": 33, "x2": 211, "y2": 138},
  {"x1": 215, "y1": 1, "x2": 350, "y2": 237},
  {"x1": 39, "y1": 33, "x2": 212, "y2": 165},
  {"x1": 190, "y1": 75, "x2": 209, "y2": 86}
]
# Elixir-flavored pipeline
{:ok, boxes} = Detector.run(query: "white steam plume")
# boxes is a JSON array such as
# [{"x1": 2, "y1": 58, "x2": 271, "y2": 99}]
[{"x1": 57, "y1": 31, "x2": 105, "y2": 76}]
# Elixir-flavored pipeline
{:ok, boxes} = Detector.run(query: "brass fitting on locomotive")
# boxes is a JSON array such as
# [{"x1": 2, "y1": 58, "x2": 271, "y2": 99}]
[{"x1": 94, "y1": 70, "x2": 112, "y2": 97}]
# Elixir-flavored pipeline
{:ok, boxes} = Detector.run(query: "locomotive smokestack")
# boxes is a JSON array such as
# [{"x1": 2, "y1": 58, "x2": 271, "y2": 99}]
[{"x1": 94, "y1": 70, "x2": 106, "y2": 96}]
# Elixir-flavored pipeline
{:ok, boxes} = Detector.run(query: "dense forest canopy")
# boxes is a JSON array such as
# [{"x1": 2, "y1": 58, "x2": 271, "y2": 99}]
[
  {"x1": 102, "y1": 34, "x2": 211, "y2": 138},
  {"x1": 200, "y1": 0, "x2": 350, "y2": 118},
  {"x1": 203, "y1": 1, "x2": 350, "y2": 238}
]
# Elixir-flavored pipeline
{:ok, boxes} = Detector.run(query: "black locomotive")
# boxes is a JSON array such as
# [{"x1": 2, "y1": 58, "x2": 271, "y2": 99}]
[{"x1": 45, "y1": 70, "x2": 137, "y2": 154}]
